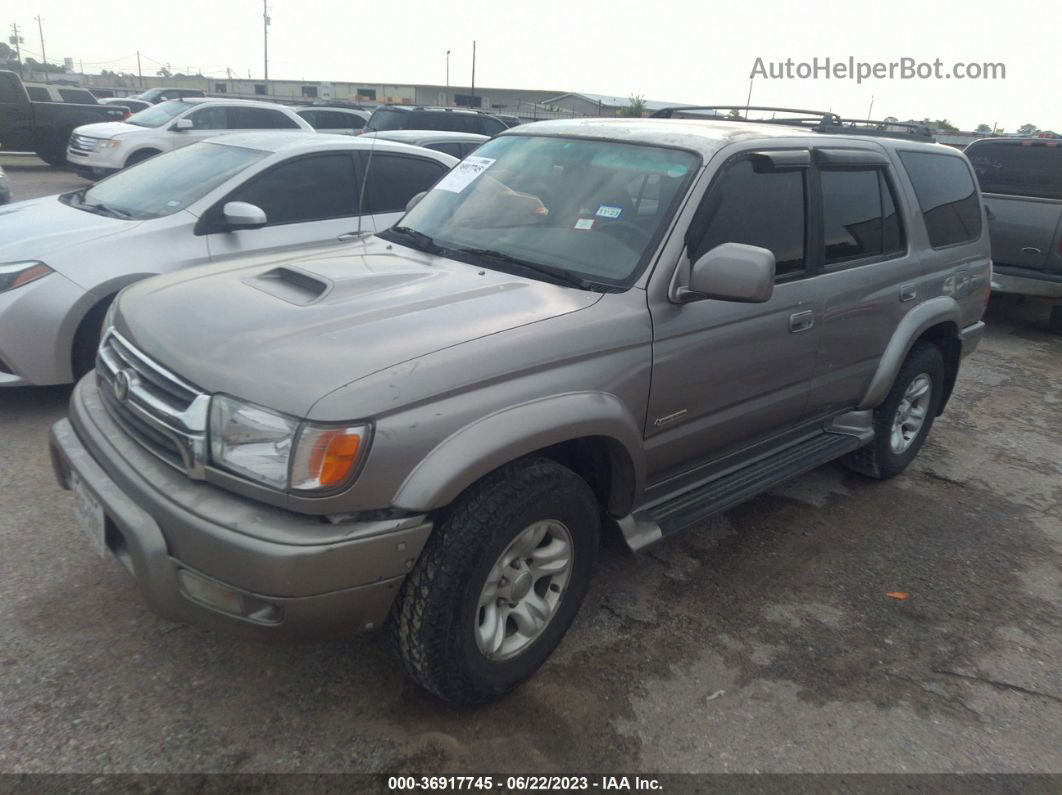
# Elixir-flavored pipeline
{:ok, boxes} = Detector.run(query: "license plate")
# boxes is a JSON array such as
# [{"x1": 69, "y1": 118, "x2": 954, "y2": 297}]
[{"x1": 70, "y1": 471, "x2": 106, "y2": 558}]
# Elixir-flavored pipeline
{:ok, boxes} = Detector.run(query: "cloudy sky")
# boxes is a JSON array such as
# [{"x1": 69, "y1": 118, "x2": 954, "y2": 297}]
[{"x1": 14, "y1": 0, "x2": 1058, "y2": 132}]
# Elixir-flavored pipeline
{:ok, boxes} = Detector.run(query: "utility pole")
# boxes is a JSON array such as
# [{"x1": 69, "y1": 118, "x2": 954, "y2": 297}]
[
  {"x1": 745, "y1": 76, "x2": 754, "y2": 116},
  {"x1": 33, "y1": 15, "x2": 46, "y2": 71},
  {"x1": 867, "y1": 95, "x2": 875, "y2": 120},
  {"x1": 470, "y1": 40, "x2": 476, "y2": 107},
  {"x1": 445, "y1": 49, "x2": 450, "y2": 104},
  {"x1": 136, "y1": 51, "x2": 143, "y2": 88},
  {"x1": 9, "y1": 23, "x2": 24, "y2": 77},
  {"x1": 262, "y1": 0, "x2": 270, "y2": 84}
]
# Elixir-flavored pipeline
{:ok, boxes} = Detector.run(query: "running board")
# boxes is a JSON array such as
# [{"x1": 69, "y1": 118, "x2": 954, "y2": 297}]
[{"x1": 618, "y1": 432, "x2": 863, "y2": 550}]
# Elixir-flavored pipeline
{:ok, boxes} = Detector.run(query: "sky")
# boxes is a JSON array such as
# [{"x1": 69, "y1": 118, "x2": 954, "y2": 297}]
[{"x1": 10, "y1": 0, "x2": 1059, "y2": 133}]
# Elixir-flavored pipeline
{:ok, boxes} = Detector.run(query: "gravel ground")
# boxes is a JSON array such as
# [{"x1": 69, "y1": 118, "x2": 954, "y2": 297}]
[{"x1": 1, "y1": 157, "x2": 1060, "y2": 774}]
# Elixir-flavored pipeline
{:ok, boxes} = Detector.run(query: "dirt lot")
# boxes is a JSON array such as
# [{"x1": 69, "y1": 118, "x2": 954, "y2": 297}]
[{"x1": 1, "y1": 157, "x2": 1060, "y2": 774}]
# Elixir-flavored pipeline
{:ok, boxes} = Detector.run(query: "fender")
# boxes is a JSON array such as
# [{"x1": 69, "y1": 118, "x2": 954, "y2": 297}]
[
  {"x1": 392, "y1": 391, "x2": 646, "y2": 513},
  {"x1": 858, "y1": 295, "x2": 960, "y2": 410}
]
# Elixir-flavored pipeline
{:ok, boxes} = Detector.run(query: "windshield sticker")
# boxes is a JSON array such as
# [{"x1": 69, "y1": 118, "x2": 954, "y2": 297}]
[
  {"x1": 595, "y1": 205, "x2": 622, "y2": 219},
  {"x1": 574, "y1": 218, "x2": 595, "y2": 231},
  {"x1": 434, "y1": 156, "x2": 496, "y2": 193}
]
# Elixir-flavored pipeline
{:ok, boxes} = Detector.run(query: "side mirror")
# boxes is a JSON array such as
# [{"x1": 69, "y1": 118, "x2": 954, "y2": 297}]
[
  {"x1": 678, "y1": 242, "x2": 775, "y2": 303},
  {"x1": 172, "y1": 118, "x2": 194, "y2": 131},
  {"x1": 222, "y1": 201, "x2": 267, "y2": 229},
  {"x1": 405, "y1": 191, "x2": 427, "y2": 212}
]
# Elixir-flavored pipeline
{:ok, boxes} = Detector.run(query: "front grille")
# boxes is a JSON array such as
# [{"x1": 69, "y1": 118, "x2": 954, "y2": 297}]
[
  {"x1": 96, "y1": 330, "x2": 210, "y2": 478},
  {"x1": 68, "y1": 134, "x2": 98, "y2": 156}
]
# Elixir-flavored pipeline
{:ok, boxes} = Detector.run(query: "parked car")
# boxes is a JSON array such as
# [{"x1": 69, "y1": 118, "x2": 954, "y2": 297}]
[
  {"x1": 99, "y1": 97, "x2": 153, "y2": 115},
  {"x1": 0, "y1": 165, "x2": 10, "y2": 205},
  {"x1": 0, "y1": 70, "x2": 126, "y2": 166},
  {"x1": 364, "y1": 104, "x2": 507, "y2": 136},
  {"x1": 136, "y1": 87, "x2": 206, "y2": 104},
  {"x1": 23, "y1": 82, "x2": 100, "y2": 105},
  {"x1": 493, "y1": 114, "x2": 523, "y2": 128},
  {"x1": 295, "y1": 106, "x2": 370, "y2": 134},
  {"x1": 965, "y1": 137, "x2": 1062, "y2": 332},
  {"x1": 0, "y1": 133, "x2": 455, "y2": 387},
  {"x1": 66, "y1": 98, "x2": 314, "y2": 179},
  {"x1": 50, "y1": 113, "x2": 989, "y2": 704},
  {"x1": 360, "y1": 129, "x2": 488, "y2": 158}
]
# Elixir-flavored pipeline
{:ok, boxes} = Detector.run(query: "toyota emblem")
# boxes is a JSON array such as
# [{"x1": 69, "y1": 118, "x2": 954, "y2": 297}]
[{"x1": 114, "y1": 369, "x2": 134, "y2": 401}]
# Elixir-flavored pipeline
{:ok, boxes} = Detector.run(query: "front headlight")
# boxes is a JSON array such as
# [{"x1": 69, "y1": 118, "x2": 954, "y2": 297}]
[
  {"x1": 0, "y1": 261, "x2": 53, "y2": 294},
  {"x1": 97, "y1": 139, "x2": 123, "y2": 150},
  {"x1": 209, "y1": 394, "x2": 369, "y2": 492}
]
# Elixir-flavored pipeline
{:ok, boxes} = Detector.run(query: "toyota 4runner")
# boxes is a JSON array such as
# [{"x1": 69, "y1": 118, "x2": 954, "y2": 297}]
[{"x1": 50, "y1": 109, "x2": 990, "y2": 704}]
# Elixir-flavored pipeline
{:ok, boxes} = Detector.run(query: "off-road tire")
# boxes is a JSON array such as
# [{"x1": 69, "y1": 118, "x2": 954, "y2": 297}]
[
  {"x1": 36, "y1": 147, "x2": 67, "y2": 167},
  {"x1": 843, "y1": 341, "x2": 945, "y2": 480},
  {"x1": 391, "y1": 456, "x2": 600, "y2": 704}
]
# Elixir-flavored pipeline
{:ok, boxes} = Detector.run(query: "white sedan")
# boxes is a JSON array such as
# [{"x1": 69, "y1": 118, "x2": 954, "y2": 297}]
[
  {"x1": 0, "y1": 133, "x2": 456, "y2": 387},
  {"x1": 66, "y1": 98, "x2": 314, "y2": 179}
]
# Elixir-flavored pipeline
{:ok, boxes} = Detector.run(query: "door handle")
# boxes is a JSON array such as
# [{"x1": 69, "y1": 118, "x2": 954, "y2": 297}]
[
  {"x1": 900, "y1": 283, "x2": 917, "y2": 302},
  {"x1": 789, "y1": 310, "x2": 815, "y2": 333},
  {"x1": 1022, "y1": 246, "x2": 1042, "y2": 256}
]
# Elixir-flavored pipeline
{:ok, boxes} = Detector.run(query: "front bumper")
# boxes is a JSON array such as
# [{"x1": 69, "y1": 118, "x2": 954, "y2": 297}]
[
  {"x1": 960, "y1": 320, "x2": 986, "y2": 358},
  {"x1": 49, "y1": 376, "x2": 432, "y2": 642},
  {"x1": 66, "y1": 143, "x2": 126, "y2": 170},
  {"x1": 991, "y1": 268, "x2": 1062, "y2": 299}
]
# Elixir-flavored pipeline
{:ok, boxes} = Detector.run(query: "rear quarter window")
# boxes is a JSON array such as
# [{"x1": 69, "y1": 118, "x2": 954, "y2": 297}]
[
  {"x1": 966, "y1": 141, "x2": 1062, "y2": 201},
  {"x1": 898, "y1": 151, "x2": 982, "y2": 248}
]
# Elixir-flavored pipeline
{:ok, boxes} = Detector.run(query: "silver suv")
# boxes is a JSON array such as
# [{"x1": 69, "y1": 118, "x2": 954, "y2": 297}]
[{"x1": 50, "y1": 109, "x2": 990, "y2": 704}]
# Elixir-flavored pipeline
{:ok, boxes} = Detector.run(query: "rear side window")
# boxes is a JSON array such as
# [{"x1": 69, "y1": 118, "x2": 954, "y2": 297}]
[
  {"x1": 426, "y1": 141, "x2": 463, "y2": 158},
  {"x1": 59, "y1": 89, "x2": 96, "y2": 104},
  {"x1": 228, "y1": 107, "x2": 299, "y2": 129},
  {"x1": 898, "y1": 151, "x2": 982, "y2": 248},
  {"x1": 821, "y1": 169, "x2": 905, "y2": 264},
  {"x1": 691, "y1": 158, "x2": 806, "y2": 277},
  {"x1": 26, "y1": 86, "x2": 50, "y2": 102},
  {"x1": 362, "y1": 154, "x2": 446, "y2": 213},
  {"x1": 226, "y1": 153, "x2": 358, "y2": 225},
  {"x1": 966, "y1": 141, "x2": 1062, "y2": 201},
  {"x1": 479, "y1": 117, "x2": 506, "y2": 136},
  {"x1": 316, "y1": 111, "x2": 364, "y2": 130}
]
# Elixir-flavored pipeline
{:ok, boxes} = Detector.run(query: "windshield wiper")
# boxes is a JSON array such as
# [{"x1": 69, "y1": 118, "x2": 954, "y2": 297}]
[
  {"x1": 451, "y1": 247, "x2": 596, "y2": 290},
  {"x1": 386, "y1": 226, "x2": 447, "y2": 256},
  {"x1": 84, "y1": 202, "x2": 132, "y2": 219}
]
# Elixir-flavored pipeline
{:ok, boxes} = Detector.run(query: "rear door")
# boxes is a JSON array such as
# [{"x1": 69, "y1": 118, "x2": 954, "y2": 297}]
[
  {"x1": 966, "y1": 139, "x2": 1062, "y2": 272},
  {"x1": 226, "y1": 106, "x2": 303, "y2": 133},
  {"x1": 204, "y1": 151, "x2": 364, "y2": 261}
]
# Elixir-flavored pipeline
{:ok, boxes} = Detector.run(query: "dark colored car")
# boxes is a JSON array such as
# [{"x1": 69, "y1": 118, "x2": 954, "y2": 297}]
[
  {"x1": 136, "y1": 87, "x2": 206, "y2": 104},
  {"x1": 364, "y1": 105, "x2": 507, "y2": 136},
  {"x1": 965, "y1": 137, "x2": 1062, "y2": 331},
  {"x1": 99, "y1": 97, "x2": 153, "y2": 115},
  {"x1": 0, "y1": 70, "x2": 126, "y2": 166}
]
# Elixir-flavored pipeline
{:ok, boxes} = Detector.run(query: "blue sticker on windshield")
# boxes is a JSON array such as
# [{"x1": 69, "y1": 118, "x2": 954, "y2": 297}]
[{"x1": 596, "y1": 205, "x2": 622, "y2": 219}]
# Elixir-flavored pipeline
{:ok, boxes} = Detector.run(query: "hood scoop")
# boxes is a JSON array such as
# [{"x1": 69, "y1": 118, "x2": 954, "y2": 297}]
[{"x1": 245, "y1": 266, "x2": 332, "y2": 305}]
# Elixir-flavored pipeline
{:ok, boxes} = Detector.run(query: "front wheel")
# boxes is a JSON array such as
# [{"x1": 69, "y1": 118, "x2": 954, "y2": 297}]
[
  {"x1": 843, "y1": 341, "x2": 945, "y2": 479},
  {"x1": 391, "y1": 457, "x2": 600, "y2": 703}
]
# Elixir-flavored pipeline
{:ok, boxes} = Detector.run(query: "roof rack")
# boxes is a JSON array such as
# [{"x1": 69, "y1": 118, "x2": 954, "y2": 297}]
[{"x1": 650, "y1": 105, "x2": 935, "y2": 142}]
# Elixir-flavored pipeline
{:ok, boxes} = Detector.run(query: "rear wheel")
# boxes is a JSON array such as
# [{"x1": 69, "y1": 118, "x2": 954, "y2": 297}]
[
  {"x1": 36, "y1": 147, "x2": 68, "y2": 167},
  {"x1": 843, "y1": 342, "x2": 945, "y2": 480},
  {"x1": 391, "y1": 456, "x2": 600, "y2": 703}
]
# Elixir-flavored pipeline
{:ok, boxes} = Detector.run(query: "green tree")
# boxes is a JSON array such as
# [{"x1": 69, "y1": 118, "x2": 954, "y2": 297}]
[
  {"x1": 727, "y1": 109, "x2": 742, "y2": 119},
  {"x1": 617, "y1": 95, "x2": 647, "y2": 117},
  {"x1": 975, "y1": 123, "x2": 992, "y2": 134},
  {"x1": 1017, "y1": 123, "x2": 1039, "y2": 136},
  {"x1": 932, "y1": 119, "x2": 959, "y2": 133}
]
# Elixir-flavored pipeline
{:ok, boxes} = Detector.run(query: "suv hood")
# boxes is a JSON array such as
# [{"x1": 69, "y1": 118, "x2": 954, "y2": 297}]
[
  {"x1": 72, "y1": 121, "x2": 145, "y2": 139},
  {"x1": 0, "y1": 196, "x2": 133, "y2": 263},
  {"x1": 116, "y1": 237, "x2": 601, "y2": 417}
]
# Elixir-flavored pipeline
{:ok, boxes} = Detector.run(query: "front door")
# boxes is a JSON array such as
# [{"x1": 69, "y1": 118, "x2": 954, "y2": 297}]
[{"x1": 645, "y1": 153, "x2": 822, "y2": 486}]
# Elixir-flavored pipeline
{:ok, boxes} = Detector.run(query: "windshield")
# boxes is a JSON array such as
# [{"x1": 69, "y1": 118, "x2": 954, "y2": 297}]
[
  {"x1": 367, "y1": 108, "x2": 408, "y2": 131},
  {"x1": 126, "y1": 100, "x2": 193, "y2": 128},
  {"x1": 390, "y1": 135, "x2": 699, "y2": 287},
  {"x1": 68, "y1": 142, "x2": 267, "y2": 219},
  {"x1": 967, "y1": 140, "x2": 1062, "y2": 200}
]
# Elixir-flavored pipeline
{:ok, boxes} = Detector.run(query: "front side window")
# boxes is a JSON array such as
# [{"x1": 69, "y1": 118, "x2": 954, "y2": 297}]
[
  {"x1": 362, "y1": 154, "x2": 447, "y2": 213},
  {"x1": 691, "y1": 158, "x2": 806, "y2": 277},
  {"x1": 391, "y1": 135, "x2": 700, "y2": 288},
  {"x1": 821, "y1": 168, "x2": 905, "y2": 264},
  {"x1": 225, "y1": 153, "x2": 358, "y2": 225},
  {"x1": 966, "y1": 140, "x2": 1062, "y2": 201},
  {"x1": 187, "y1": 106, "x2": 228, "y2": 130},
  {"x1": 367, "y1": 108, "x2": 407, "y2": 131},
  {"x1": 126, "y1": 100, "x2": 194, "y2": 128},
  {"x1": 69, "y1": 142, "x2": 266, "y2": 219},
  {"x1": 228, "y1": 107, "x2": 299, "y2": 129},
  {"x1": 898, "y1": 151, "x2": 982, "y2": 248}
]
